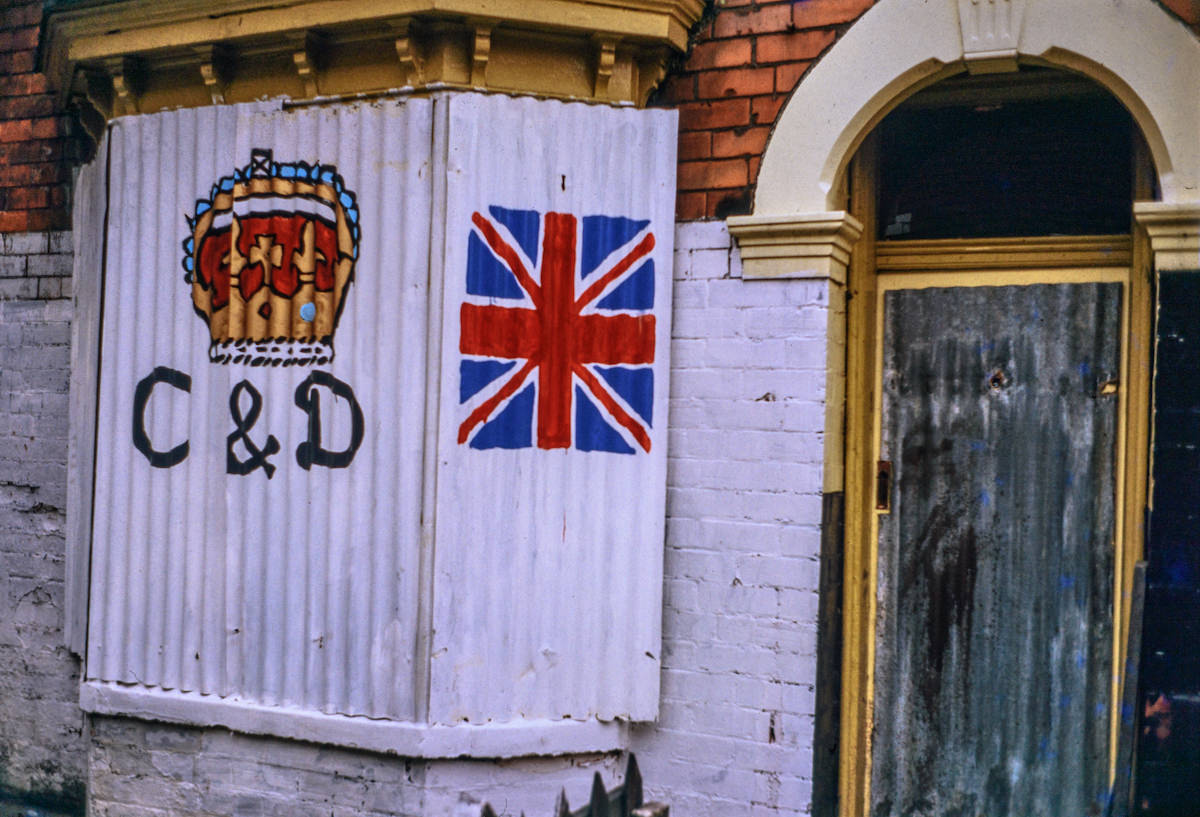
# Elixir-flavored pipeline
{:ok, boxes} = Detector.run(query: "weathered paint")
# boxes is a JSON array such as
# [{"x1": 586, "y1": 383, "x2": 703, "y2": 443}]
[
  {"x1": 65, "y1": 133, "x2": 109, "y2": 658},
  {"x1": 82, "y1": 93, "x2": 677, "y2": 744},
  {"x1": 87, "y1": 99, "x2": 433, "y2": 719},
  {"x1": 1137, "y1": 270, "x2": 1200, "y2": 815},
  {"x1": 872, "y1": 283, "x2": 1120, "y2": 817},
  {"x1": 430, "y1": 93, "x2": 676, "y2": 724}
]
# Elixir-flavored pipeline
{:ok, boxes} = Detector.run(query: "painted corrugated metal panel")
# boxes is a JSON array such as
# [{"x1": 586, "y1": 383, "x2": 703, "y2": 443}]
[
  {"x1": 428, "y1": 94, "x2": 677, "y2": 724},
  {"x1": 87, "y1": 98, "x2": 434, "y2": 720},
  {"x1": 86, "y1": 92, "x2": 676, "y2": 736},
  {"x1": 66, "y1": 131, "x2": 109, "y2": 657}
]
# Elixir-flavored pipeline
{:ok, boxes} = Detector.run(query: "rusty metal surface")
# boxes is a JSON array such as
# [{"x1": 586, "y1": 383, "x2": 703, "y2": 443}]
[{"x1": 872, "y1": 283, "x2": 1121, "y2": 817}]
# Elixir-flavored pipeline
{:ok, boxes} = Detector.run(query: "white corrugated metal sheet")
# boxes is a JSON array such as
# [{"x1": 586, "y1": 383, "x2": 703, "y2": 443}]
[
  {"x1": 429, "y1": 94, "x2": 676, "y2": 724},
  {"x1": 88, "y1": 99, "x2": 433, "y2": 720},
  {"x1": 85, "y1": 92, "x2": 676, "y2": 739},
  {"x1": 66, "y1": 131, "x2": 108, "y2": 657}
]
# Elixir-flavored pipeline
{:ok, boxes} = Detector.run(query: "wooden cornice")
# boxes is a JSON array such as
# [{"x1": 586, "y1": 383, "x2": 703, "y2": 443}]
[{"x1": 43, "y1": 0, "x2": 703, "y2": 125}]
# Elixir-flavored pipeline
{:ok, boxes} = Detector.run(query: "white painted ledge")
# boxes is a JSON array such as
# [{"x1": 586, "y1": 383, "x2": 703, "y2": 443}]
[
  {"x1": 1134, "y1": 202, "x2": 1200, "y2": 272},
  {"x1": 726, "y1": 211, "x2": 863, "y2": 283},
  {"x1": 80, "y1": 681, "x2": 627, "y2": 758}
]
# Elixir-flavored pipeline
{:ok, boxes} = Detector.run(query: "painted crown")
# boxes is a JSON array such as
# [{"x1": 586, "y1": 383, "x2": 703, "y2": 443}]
[{"x1": 182, "y1": 149, "x2": 360, "y2": 366}]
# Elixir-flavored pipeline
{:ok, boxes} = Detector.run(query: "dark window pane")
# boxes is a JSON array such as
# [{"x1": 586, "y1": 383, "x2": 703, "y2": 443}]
[{"x1": 877, "y1": 89, "x2": 1133, "y2": 240}]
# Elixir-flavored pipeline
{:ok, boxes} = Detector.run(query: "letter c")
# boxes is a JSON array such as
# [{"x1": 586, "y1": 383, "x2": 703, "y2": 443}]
[{"x1": 132, "y1": 366, "x2": 191, "y2": 468}]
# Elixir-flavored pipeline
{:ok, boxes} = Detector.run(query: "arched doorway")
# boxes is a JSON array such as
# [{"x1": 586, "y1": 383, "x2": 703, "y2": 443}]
[
  {"x1": 845, "y1": 67, "x2": 1153, "y2": 817},
  {"x1": 727, "y1": 2, "x2": 1200, "y2": 815}
]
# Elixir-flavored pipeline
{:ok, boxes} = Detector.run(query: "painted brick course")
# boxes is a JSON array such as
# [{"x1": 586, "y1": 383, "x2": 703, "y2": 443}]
[
  {"x1": 630, "y1": 221, "x2": 828, "y2": 815},
  {"x1": 88, "y1": 714, "x2": 631, "y2": 817},
  {"x1": 0, "y1": 231, "x2": 84, "y2": 814},
  {"x1": 86, "y1": 723, "x2": 629, "y2": 817},
  {"x1": 2, "y1": 3, "x2": 1200, "y2": 817}
]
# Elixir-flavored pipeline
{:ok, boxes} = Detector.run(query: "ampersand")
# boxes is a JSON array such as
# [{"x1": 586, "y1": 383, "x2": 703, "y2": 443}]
[{"x1": 227, "y1": 379, "x2": 280, "y2": 478}]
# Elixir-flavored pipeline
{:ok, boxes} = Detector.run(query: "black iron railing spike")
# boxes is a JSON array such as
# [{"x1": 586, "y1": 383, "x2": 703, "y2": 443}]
[
  {"x1": 625, "y1": 753, "x2": 643, "y2": 809},
  {"x1": 589, "y1": 771, "x2": 610, "y2": 817}
]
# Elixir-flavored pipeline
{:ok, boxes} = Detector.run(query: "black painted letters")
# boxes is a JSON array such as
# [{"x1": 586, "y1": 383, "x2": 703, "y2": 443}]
[
  {"x1": 294, "y1": 371, "x2": 365, "y2": 470},
  {"x1": 132, "y1": 366, "x2": 192, "y2": 468},
  {"x1": 131, "y1": 368, "x2": 363, "y2": 473},
  {"x1": 227, "y1": 380, "x2": 281, "y2": 478}
]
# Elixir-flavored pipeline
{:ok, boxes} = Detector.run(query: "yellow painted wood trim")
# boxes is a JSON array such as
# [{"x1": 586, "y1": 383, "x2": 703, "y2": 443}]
[
  {"x1": 842, "y1": 143, "x2": 1152, "y2": 817},
  {"x1": 841, "y1": 131, "x2": 878, "y2": 817},
  {"x1": 45, "y1": 0, "x2": 700, "y2": 120},
  {"x1": 1112, "y1": 139, "x2": 1156, "y2": 784},
  {"x1": 752, "y1": 0, "x2": 1200, "y2": 214},
  {"x1": 876, "y1": 235, "x2": 1133, "y2": 271},
  {"x1": 58, "y1": 0, "x2": 700, "y2": 62}
]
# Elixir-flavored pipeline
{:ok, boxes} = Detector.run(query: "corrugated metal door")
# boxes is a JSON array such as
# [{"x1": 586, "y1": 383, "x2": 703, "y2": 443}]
[{"x1": 871, "y1": 283, "x2": 1120, "y2": 816}]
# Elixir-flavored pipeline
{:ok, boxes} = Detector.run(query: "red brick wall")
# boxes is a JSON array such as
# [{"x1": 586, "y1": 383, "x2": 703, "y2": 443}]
[
  {"x1": 1160, "y1": 0, "x2": 1200, "y2": 28},
  {"x1": 656, "y1": 0, "x2": 876, "y2": 221},
  {"x1": 0, "y1": 0, "x2": 70, "y2": 233}
]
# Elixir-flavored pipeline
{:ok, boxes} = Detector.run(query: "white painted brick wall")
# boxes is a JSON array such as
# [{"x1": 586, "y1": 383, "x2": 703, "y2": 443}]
[
  {"x1": 87, "y1": 717, "x2": 626, "y2": 817},
  {"x1": 628, "y1": 220, "x2": 828, "y2": 817},
  {"x1": 0, "y1": 232, "x2": 86, "y2": 813},
  {"x1": 20, "y1": 219, "x2": 829, "y2": 816}
]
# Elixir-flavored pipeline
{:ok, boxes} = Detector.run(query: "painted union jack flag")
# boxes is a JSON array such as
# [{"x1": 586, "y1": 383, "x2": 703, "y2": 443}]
[{"x1": 458, "y1": 205, "x2": 657, "y2": 454}]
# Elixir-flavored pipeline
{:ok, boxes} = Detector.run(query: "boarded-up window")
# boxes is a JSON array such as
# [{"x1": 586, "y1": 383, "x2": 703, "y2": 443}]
[{"x1": 77, "y1": 94, "x2": 675, "y2": 753}]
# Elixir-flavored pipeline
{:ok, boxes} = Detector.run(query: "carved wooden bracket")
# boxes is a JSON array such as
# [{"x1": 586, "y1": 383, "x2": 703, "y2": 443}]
[
  {"x1": 632, "y1": 45, "x2": 671, "y2": 105},
  {"x1": 102, "y1": 56, "x2": 142, "y2": 116},
  {"x1": 194, "y1": 44, "x2": 234, "y2": 105},
  {"x1": 66, "y1": 68, "x2": 111, "y2": 159},
  {"x1": 43, "y1": 0, "x2": 704, "y2": 112},
  {"x1": 957, "y1": 0, "x2": 1025, "y2": 74},
  {"x1": 288, "y1": 32, "x2": 327, "y2": 98},
  {"x1": 392, "y1": 19, "x2": 426, "y2": 87},
  {"x1": 593, "y1": 37, "x2": 618, "y2": 100},
  {"x1": 470, "y1": 23, "x2": 492, "y2": 88}
]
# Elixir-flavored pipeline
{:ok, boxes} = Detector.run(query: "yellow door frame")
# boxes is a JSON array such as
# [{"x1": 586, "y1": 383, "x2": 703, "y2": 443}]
[{"x1": 838, "y1": 130, "x2": 1155, "y2": 817}]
